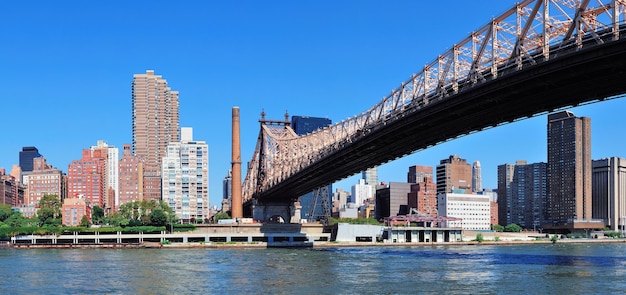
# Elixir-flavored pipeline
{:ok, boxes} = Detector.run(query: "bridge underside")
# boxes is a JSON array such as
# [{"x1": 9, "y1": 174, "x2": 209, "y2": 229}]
[{"x1": 248, "y1": 37, "x2": 626, "y2": 206}]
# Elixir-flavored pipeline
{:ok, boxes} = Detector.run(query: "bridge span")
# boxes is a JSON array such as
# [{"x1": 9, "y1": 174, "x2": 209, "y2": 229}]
[{"x1": 240, "y1": 0, "x2": 626, "y2": 220}]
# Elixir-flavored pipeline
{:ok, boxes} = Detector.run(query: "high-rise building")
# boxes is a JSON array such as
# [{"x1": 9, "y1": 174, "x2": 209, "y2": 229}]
[
  {"x1": 19, "y1": 146, "x2": 42, "y2": 173},
  {"x1": 436, "y1": 155, "x2": 472, "y2": 194},
  {"x1": 592, "y1": 157, "x2": 626, "y2": 231},
  {"x1": 67, "y1": 149, "x2": 106, "y2": 208},
  {"x1": 408, "y1": 176, "x2": 437, "y2": 216},
  {"x1": 497, "y1": 162, "x2": 517, "y2": 226},
  {"x1": 524, "y1": 162, "x2": 547, "y2": 230},
  {"x1": 24, "y1": 157, "x2": 66, "y2": 207},
  {"x1": 0, "y1": 169, "x2": 24, "y2": 206},
  {"x1": 351, "y1": 179, "x2": 373, "y2": 206},
  {"x1": 362, "y1": 167, "x2": 378, "y2": 200},
  {"x1": 332, "y1": 188, "x2": 351, "y2": 215},
  {"x1": 91, "y1": 140, "x2": 119, "y2": 210},
  {"x1": 407, "y1": 165, "x2": 433, "y2": 183},
  {"x1": 132, "y1": 70, "x2": 180, "y2": 202},
  {"x1": 10, "y1": 165, "x2": 22, "y2": 184},
  {"x1": 472, "y1": 161, "x2": 482, "y2": 193},
  {"x1": 375, "y1": 182, "x2": 412, "y2": 220},
  {"x1": 497, "y1": 160, "x2": 547, "y2": 229},
  {"x1": 545, "y1": 111, "x2": 600, "y2": 231},
  {"x1": 118, "y1": 144, "x2": 144, "y2": 208},
  {"x1": 222, "y1": 170, "x2": 232, "y2": 213},
  {"x1": 162, "y1": 127, "x2": 209, "y2": 222},
  {"x1": 291, "y1": 115, "x2": 332, "y2": 221}
]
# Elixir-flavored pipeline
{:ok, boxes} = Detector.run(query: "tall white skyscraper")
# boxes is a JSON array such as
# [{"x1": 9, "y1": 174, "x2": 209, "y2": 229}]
[
  {"x1": 362, "y1": 167, "x2": 378, "y2": 199},
  {"x1": 472, "y1": 160, "x2": 482, "y2": 193},
  {"x1": 351, "y1": 179, "x2": 373, "y2": 206},
  {"x1": 90, "y1": 140, "x2": 119, "y2": 208},
  {"x1": 162, "y1": 127, "x2": 209, "y2": 222}
]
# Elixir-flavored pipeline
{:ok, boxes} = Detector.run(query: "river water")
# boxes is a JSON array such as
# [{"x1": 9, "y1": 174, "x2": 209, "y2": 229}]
[{"x1": 1, "y1": 243, "x2": 626, "y2": 294}]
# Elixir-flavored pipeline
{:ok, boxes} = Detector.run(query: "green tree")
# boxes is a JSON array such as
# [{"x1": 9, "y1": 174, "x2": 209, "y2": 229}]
[
  {"x1": 213, "y1": 212, "x2": 231, "y2": 223},
  {"x1": 79, "y1": 215, "x2": 91, "y2": 227},
  {"x1": 38, "y1": 208, "x2": 58, "y2": 226},
  {"x1": 4, "y1": 212, "x2": 26, "y2": 227},
  {"x1": 551, "y1": 234, "x2": 559, "y2": 243},
  {"x1": 92, "y1": 206, "x2": 105, "y2": 225},
  {"x1": 140, "y1": 215, "x2": 151, "y2": 225},
  {"x1": 475, "y1": 233, "x2": 484, "y2": 243},
  {"x1": 107, "y1": 211, "x2": 125, "y2": 227},
  {"x1": 149, "y1": 209, "x2": 167, "y2": 226},
  {"x1": 0, "y1": 204, "x2": 14, "y2": 222},
  {"x1": 37, "y1": 194, "x2": 62, "y2": 225},
  {"x1": 504, "y1": 223, "x2": 522, "y2": 232},
  {"x1": 492, "y1": 224, "x2": 504, "y2": 232}
]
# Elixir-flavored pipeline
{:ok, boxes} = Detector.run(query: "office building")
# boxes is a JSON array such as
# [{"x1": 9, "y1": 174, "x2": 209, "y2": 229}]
[
  {"x1": 592, "y1": 157, "x2": 626, "y2": 231},
  {"x1": 545, "y1": 111, "x2": 601, "y2": 231},
  {"x1": 438, "y1": 193, "x2": 491, "y2": 230},
  {"x1": 291, "y1": 115, "x2": 332, "y2": 135},
  {"x1": 132, "y1": 70, "x2": 180, "y2": 202},
  {"x1": 407, "y1": 165, "x2": 433, "y2": 183},
  {"x1": 67, "y1": 149, "x2": 106, "y2": 208},
  {"x1": 118, "y1": 144, "x2": 144, "y2": 208},
  {"x1": 351, "y1": 179, "x2": 373, "y2": 207},
  {"x1": 375, "y1": 182, "x2": 412, "y2": 220},
  {"x1": 162, "y1": 128, "x2": 209, "y2": 222},
  {"x1": 407, "y1": 176, "x2": 437, "y2": 216},
  {"x1": 332, "y1": 188, "x2": 351, "y2": 215},
  {"x1": 222, "y1": 170, "x2": 232, "y2": 213},
  {"x1": 19, "y1": 146, "x2": 42, "y2": 173},
  {"x1": 291, "y1": 115, "x2": 332, "y2": 221},
  {"x1": 436, "y1": 155, "x2": 472, "y2": 194},
  {"x1": 362, "y1": 167, "x2": 378, "y2": 200},
  {"x1": 472, "y1": 161, "x2": 482, "y2": 193},
  {"x1": 24, "y1": 157, "x2": 66, "y2": 207}
]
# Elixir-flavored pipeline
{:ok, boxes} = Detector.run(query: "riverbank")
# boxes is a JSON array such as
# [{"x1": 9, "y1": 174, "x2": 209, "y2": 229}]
[{"x1": 5, "y1": 237, "x2": 626, "y2": 249}]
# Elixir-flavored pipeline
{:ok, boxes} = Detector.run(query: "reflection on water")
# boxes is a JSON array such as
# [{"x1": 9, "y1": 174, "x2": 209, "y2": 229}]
[{"x1": 1, "y1": 243, "x2": 626, "y2": 294}]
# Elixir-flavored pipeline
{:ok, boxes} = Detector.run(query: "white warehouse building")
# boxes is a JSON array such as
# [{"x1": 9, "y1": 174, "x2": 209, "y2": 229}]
[{"x1": 438, "y1": 193, "x2": 491, "y2": 230}]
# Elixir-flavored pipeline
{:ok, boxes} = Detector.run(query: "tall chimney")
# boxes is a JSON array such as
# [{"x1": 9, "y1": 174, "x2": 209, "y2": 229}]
[{"x1": 231, "y1": 106, "x2": 243, "y2": 218}]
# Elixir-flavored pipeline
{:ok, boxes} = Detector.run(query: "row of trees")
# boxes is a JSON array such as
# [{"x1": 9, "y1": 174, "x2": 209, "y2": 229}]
[
  {"x1": 0, "y1": 196, "x2": 184, "y2": 237},
  {"x1": 492, "y1": 223, "x2": 523, "y2": 232}
]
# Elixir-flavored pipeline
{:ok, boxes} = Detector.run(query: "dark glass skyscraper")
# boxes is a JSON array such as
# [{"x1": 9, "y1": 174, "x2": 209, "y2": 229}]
[
  {"x1": 19, "y1": 146, "x2": 42, "y2": 172},
  {"x1": 291, "y1": 115, "x2": 332, "y2": 221},
  {"x1": 291, "y1": 116, "x2": 332, "y2": 135}
]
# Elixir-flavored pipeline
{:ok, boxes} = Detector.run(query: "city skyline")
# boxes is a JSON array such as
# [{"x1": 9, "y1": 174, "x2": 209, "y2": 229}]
[{"x1": 2, "y1": 1, "x2": 626, "y2": 208}]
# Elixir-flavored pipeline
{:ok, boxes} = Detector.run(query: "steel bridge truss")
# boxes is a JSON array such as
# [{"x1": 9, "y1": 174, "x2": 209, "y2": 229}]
[{"x1": 243, "y1": 0, "x2": 626, "y2": 203}]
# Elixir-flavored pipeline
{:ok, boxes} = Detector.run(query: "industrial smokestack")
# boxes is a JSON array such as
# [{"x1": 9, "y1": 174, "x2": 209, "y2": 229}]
[{"x1": 231, "y1": 106, "x2": 243, "y2": 218}]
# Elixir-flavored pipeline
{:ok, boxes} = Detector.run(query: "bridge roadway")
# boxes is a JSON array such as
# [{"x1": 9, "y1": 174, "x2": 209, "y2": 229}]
[{"x1": 253, "y1": 36, "x2": 626, "y2": 204}]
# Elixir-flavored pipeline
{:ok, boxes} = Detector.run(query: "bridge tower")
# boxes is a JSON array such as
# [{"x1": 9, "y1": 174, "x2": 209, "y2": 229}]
[{"x1": 250, "y1": 110, "x2": 302, "y2": 223}]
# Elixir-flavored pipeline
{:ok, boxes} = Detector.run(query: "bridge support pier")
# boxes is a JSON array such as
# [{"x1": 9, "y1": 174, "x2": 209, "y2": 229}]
[{"x1": 252, "y1": 200, "x2": 301, "y2": 223}]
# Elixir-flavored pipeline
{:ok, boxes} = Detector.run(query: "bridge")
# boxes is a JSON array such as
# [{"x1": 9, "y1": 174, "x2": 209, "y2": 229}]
[{"x1": 239, "y1": 0, "x2": 626, "y2": 221}]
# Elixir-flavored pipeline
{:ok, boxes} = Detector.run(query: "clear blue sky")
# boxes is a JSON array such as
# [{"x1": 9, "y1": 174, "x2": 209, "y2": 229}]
[{"x1": 2, "y1": 1, "x2": 625, "y2": 208}]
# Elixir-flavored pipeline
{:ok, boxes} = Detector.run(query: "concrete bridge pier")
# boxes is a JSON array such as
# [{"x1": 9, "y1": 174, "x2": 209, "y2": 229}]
[{"x1": 252, "y1": 200, "x2": 301, "y2": 223}]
